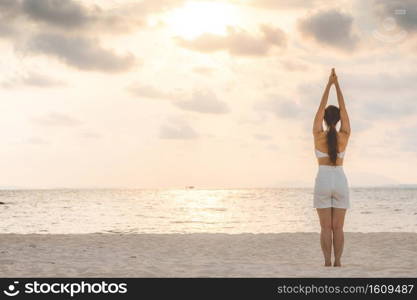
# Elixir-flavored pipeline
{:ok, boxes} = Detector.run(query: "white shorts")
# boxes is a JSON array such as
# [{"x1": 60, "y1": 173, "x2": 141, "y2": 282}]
[{"x1": 313, "y1": 165, "x2": 350, "y2": 209}]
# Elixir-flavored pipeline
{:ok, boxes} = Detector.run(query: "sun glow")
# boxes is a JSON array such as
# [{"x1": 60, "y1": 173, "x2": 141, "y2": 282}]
[{"x1": 163, "y1": 1, "x2": 240, "y2": 39}]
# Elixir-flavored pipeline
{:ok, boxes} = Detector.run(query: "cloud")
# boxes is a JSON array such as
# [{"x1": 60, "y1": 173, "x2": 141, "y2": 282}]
[
  {"x1": 0, "y1": 0, "x2": 21, "y2": 17},
  {"x1": 1, "y1": 0, "x2": 185, "y2": 74},
  {"x1": 22, "y1": 33, "x2": 136, "y2": 72},
  {"x1": 192, "y1": 66, "x2": 215, "y2": 76},
  {"x1": 1, "y1": 71, "x2": 66, "y2": 88},
  {"x1": 254, "y1": 94, "x2": 301, "y2": 119},
  {"x1": 280, "y1": 59, "x2": 309, "y2": 72},
  {"x1": 237, "y1": 113, "x2": 267, "y2": 125},
  {"x1": 127, "y1": 84, "x2": 172, "y2": 100},
  {"x1": 350, "y1": 119, "x2": 373, "y2": 133},
  {"x1": 338, "y1": 72, "x2": 417, "y2": 120},
  {"x1": 19, "y1": 0, "x2": 145, "y2": 33},
  {"x1": 359, "y1": 96, "x2": 417, "y2": 120},
  {"x1": 21, "y1": 0, "x2": 90, "y2": 28},
  {"x1": 175, "y1": 24, "x2": 286, "y2": 56},
  {"x1": 266, "y1": 143, "x2": 279, "y2": 151},
  {"x1": 128, "y1": 84, "x2": 230, "y2": 114},
  {"x1": 374, "y1": 0, "x2": 417, "y2": 32},
  {"x1": 159, "y1": 120, "x2": 199, "y2": 140},
  {"x1": 342, "y1": 72, "x2": 417, "y2": 91},
  {"x1": 245, "y1": 0, "x2": 324, "y2": 10},
  {"x1": 0, "y1": 0, "x2": 21, "y2": 37},
  {"x1": 0, "y1": 23, "x2": 17, "y2": 37},
  {"x1": 2, "y1": 0, "x2": 185, "y2": 33},
  {"x1": 33, "y1": 112, "x2": 82, "y2": 127},
  {"x1": 11, "y1": 136, "x2": 50, "y2": 146},
  {"x1": 253, "y1": 134, "x2": 272, "y2": 141},
  {"x1": 174, "y1": 89, "x2": 230, "y2": 114},
  {"x1": 80, "y1": 131, "x2": 102, "y2": 139},
  {"x1": 25, "y1": 137, "x2": 49, "y2": 145},
  {"x1": 298, "y1": 9, "x2": 359, "y2": 51}
]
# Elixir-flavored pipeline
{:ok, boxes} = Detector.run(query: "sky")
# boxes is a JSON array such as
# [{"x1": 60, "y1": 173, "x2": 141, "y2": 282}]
[{"x1": 0, "y1": 0, "x2": 416, "y2": 189}]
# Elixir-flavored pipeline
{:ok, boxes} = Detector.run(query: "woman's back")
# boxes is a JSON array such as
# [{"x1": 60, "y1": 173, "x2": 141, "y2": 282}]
[{"x1": 314, "y1": 130, "x2": 349, "y2": 166}]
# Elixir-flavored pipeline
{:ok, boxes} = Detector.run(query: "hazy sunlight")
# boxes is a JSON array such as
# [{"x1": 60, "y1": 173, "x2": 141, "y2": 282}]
[{"x1": 163, "y1": 1, "x2": 240, "y2": 39}]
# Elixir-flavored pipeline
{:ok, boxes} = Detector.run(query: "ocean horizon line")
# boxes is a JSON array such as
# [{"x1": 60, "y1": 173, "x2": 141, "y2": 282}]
[{"x1": 1, "y1": 184, "x2": 416, "y2": 190}]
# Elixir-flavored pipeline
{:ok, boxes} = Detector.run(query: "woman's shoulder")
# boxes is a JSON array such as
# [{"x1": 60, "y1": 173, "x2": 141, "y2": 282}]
[{"x1": 313, "y1": 130, "x2": 327, "y2": 137}]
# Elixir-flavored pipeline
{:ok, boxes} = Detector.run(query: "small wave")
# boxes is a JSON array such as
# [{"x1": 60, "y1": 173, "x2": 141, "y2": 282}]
[
  {"x1": 105, "y1": 230, "x2": 124, "y2": 234},
  {"x1": 202, "y1": 207, "x2": 227, "y2": 212},
  {"x1": 170, "y1": 220, "x2": 217, "y2": 225},
  {"x1": 135, "y1": 214, "x2": 167, "y2": 219}
]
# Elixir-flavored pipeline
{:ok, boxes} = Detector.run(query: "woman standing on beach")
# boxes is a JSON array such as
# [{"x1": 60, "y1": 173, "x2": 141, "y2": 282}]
[{"x1": 312, "y1": 68, "x2": 351, "y2": 267}]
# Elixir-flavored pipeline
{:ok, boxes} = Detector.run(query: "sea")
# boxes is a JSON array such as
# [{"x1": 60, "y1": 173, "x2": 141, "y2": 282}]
[{"x1": 1, "y1": 188, "x2": 416, "y2": 234}]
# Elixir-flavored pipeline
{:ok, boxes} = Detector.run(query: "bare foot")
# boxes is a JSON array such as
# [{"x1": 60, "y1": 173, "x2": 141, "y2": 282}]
[
  {"x1": 325, "y1": 261, "x2": 332, "y2": 267},
  {"x1": 333, "y1": 260, "x2": 341, "y2": 267}
]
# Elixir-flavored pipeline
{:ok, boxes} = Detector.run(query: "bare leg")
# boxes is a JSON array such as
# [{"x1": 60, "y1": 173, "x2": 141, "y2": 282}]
[
  {"x1": 316, "y1": 208, "x2": 332, "y2": 266},
  {"x1": 332, "y1": 208, "x2": 347, "y2": 267}
]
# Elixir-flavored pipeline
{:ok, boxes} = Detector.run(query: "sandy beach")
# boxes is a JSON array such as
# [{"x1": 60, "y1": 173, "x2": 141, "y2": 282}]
[{"x1": 0, "y1": 233, "x2": 416, "y2": 277}]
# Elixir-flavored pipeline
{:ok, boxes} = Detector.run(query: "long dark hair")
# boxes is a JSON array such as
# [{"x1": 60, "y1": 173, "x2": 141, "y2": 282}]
[{"x1": 324, "y1": 105, "x2": 340, "y2": 165}]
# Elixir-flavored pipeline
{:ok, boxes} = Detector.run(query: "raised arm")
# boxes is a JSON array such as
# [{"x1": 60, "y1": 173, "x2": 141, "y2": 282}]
[
  {"x1": 334, "y1": 72, "x2": 351, "y2": 135},
  {"x1": 313, "y1": 68, "x2": 335, "y2": 135}
]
